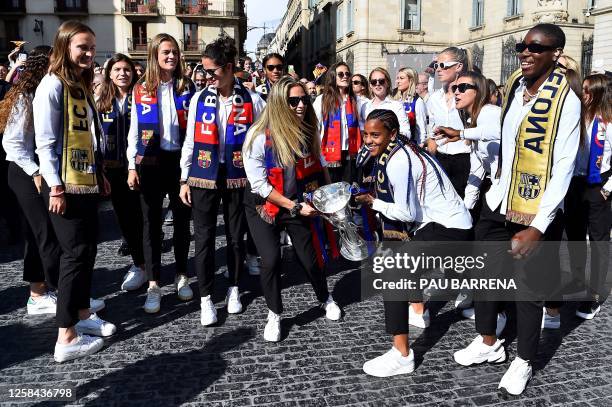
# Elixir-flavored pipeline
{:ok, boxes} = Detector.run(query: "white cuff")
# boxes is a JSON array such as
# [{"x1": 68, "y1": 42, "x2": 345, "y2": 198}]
[
  {"x1": 43, "y1": 173, "x2": 62, "y2": 188},
  {"x1": 529, "y1": 213, "x2": 553, "y2": 235}
]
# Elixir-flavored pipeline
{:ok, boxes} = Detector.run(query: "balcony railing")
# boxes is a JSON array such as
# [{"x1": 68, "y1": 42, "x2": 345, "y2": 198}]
[
  {"x1": 55, "y1": 0, "x2": 89, "y2": 14},
  {"x1": 0, "y1": 0, "x2": 26, "y2": 14},
  {"x1": 127, "y1": 37, "x2": 149, "y2": 52},
  {"x1": 175, "y1": 1, "x2": 243, "y2": 17},
  {"x1": 180, "y1": 39, "x2": 205, "y2": 52},
  {"x1": 122, "y1": 0, "x2": 160, "y2": 16}
]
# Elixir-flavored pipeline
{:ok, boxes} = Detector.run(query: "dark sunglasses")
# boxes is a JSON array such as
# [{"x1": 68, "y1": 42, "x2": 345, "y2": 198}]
[
  {"x1": 515, "y1": 42, "x2": 558, "y2": 54},
  {"x1": 336, "y1": 71, "x2": 351, "y2": 79},
  {"x1": 288, "y1": 95, "x2": 310, "y2": 107},
  {"x1": 352, "y1": 80, "x2": 365, "y2": 86},
  {"x1": 203, "y1": 66, "x2": 223, "y2": 78},
  {"x1": 452, "y1": 83, "x2": 478, "y2": 93},
  {"x1": 266, "y1": 64, "x2": 284, "y2": 72},
  {"x1": 370, "y1": 78, "x2": 386, "y2": 86}
]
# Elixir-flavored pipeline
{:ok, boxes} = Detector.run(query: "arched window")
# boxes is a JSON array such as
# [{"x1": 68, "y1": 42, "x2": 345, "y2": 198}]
[{"x1": 501, "y1": 36, "x2": 519, "y2": 84}]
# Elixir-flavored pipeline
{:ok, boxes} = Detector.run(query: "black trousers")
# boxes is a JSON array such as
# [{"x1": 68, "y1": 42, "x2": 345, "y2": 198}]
[
  {"x1": 191, "y1": 166, "x2": 246, "y2": 296},
  {"x1": 473, "y1": 199, "x2": 564, "y2": 361},
  {"x1": 0, "y1": 146, "x2": 22, "y2": 242},
  {"x1": 564, "y1": 173, "x2": 611, "y2": 301},
  {"x1": 244, "y1": 189, "x2": 329, "y2": 314},
  {"x1": 106, "y1": 167, "x2": 145, "y2": 266},
  {"x1": 42, "y1": 185, "x2": 98, "y2": 328},
  {"x1": 435, "y1": 152, "x2": 471, "y2": 199},
  {"x1": 7, "y1": 162, "x2": 60, "y2": 288},
  {"x1": 328, "y1": 153, "x2": 357, "y2": 184},
  {"x1": 137, "y1": 151, "x2": 191, "y2": 281},
  {"x1": 384, "y1": 222, "x2": 471, "y2": 336}
]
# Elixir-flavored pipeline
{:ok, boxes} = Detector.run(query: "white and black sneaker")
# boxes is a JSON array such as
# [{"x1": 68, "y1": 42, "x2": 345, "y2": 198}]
[
  {"x1": 453, "y1": 335, "x2": 506, "y2": 366},
  {"x1": 54, "y1": 334, "x2": 104, "y2": 363},
  {"x1": 576, "y1": 300, "x2": 601, "y2": 320},
  {"x1": 363, "y1": 347, "x2": 415, "y2": 377},
  {"x1": 26, "y1": 292, "x2": 57, "y2": 315},
  {"x1": 498, "y1": 357, "x2": 532, "y2": 396}
]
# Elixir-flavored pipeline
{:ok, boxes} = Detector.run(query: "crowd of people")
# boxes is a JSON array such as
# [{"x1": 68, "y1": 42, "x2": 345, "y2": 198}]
[{"x1": 0, "y1": 20, "x2": 610, "y2": 397}]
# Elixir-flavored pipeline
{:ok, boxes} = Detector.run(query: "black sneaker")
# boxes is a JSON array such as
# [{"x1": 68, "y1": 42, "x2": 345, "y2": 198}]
[
  {"x1": 117, "y1": 240, "x2": 131, "y2": 256},
  {"x1": 576, "y1": 300, "x2": 601, "y2": 320}
]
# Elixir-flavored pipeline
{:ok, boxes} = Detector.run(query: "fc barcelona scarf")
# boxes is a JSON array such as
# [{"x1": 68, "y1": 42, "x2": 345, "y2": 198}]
[
  {"x1": 188, "y1": 80, "x2": 254, "y2": 189},
  {"x1": 60, "y1": 82, "x2": 100, "y2": 194},
  {"x1": 587, "y1": 118, "x2": 606, "y2": 185},
  {"x1": 403, "y1": 97, "x2": 417, "y2": 132},
  {"x1": 259, "y1": 131, "x2": 339, "y2": 267},
  {"x1": 503, "y1": 67, "x2": 570, "y2": 225},
  {"x1": 99, "y1": 95, "x2": 131, "y2": 168},
  {"x1": 321, "y1": 97, "x2": 361, "y2": 167},
  {"x1": 134, "y1": 80, "x2": 194, "y2": 165}
]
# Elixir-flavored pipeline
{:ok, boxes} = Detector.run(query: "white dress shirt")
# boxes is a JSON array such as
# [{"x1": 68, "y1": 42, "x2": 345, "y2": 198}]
[
  {"x1": 2, "y1": 94, "x2": 39, "y2": 176},
  {"x1": 180, "y1": 87, "x2": 266, "y2": 180},
  {"x1": 127, "y1": 80, "x2": 182, "y2": 170},
  {"x1": 371, "y1": 145, "x2": 472, "y2": 231},
  {"x1": 34, "y1": 74, "x2": 98, "y2": 188},
  {"x1": 360, "y1": 96, "x2": 411, "y2": 138},
  {"x1": 313, "y1": 94, "x2": 368, "y2": 151},
  {"x1": 575, "y1": 118, "x2": 612, "y2": 192},
  {"x1": 426, "y1": 88, "x2": 472, "y2": 154},
  {"x1": 485, "y1": 78, "x2": 581, "y2": 234}
]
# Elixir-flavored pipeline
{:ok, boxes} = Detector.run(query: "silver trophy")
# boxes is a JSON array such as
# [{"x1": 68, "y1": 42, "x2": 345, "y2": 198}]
[{"x1": 308, "y1": 182, "x2": 370, "y2": 261}]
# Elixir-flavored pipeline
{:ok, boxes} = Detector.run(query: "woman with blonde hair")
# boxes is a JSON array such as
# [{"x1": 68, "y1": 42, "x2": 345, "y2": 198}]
[
  {"x1": 394, "y1": 67, "x2": 427, "y2": 143},
  {"x1": 126, "y1": 33, "x2": 196, "y2": 314},
  {"x1": 361, "y1": 67, "x2": 410, "y2": 137},
  {"x1": 243, "y1": 76, "x2": 342, "y2": 342},
  {"x1": 34, "y1": 20, "x2": 116, "y2": 362}
]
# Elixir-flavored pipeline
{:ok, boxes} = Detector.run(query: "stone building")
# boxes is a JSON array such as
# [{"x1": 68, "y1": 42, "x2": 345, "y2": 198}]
[
  {"x1": 0, "y1": 0, "x2": 247, "y2": 64},
  {"x1": 273, "y1": 0, "x2": 597, "y2": 85},
  {"x1": 590, "y1": 0, "x2": 612, "y2": 71}
]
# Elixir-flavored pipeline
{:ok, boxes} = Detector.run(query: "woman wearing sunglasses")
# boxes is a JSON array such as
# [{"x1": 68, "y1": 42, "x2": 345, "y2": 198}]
[
  {"x1": 453, "y1": 24, "x2": 581, "y2": 396},
  {"x1": 394, "y1": 67, "x2": 428, "y2": 144},
  {"x1": 351, "y1": 74, "x2": 370, "y2": 99},
  {"x1": 426, "y1": 47, "x2": 474, "y2": 202},
  {"x1": 179, "y1": 37, "x2": 266, "y2": 326},
  {"x1": 255, "y1": 53, "x2": 284, "y2": 101},
  {"x1": 313, "y1": 62, "x2": 364, "y2": 183},
  {"x1": 242, "y1": 76, "x2": 342, "y2": 342}
]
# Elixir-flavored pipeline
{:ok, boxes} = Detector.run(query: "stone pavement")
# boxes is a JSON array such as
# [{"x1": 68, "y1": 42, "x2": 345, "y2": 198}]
[{"x1": 0, "y1": 201, "x2": 611, "y2": 406}]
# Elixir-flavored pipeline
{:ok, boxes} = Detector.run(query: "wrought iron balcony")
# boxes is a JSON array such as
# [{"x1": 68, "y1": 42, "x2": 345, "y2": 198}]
[
  {"x1": 55, "y1": 0, "x2": 88, "y2": 15},
  {"x1": 175, "y1": 1, "x2": 243, "y2": 18},
  {"x1": 180, "y1": 39, "x2": 205, "y2": 52},
  {"x1": 122, "y1": 0, "x2": 161, "y2": 17},
  {"x1": 0, "y1": 0, "x2": 26, "y2": 14},
  {"x1": 127, "y1": 37, "x2": 150, "y2": 52}
]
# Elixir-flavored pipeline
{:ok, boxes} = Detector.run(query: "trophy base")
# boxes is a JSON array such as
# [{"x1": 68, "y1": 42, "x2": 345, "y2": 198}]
[{"x1": 340, "y1": 244, "x2": 369, "y2": 262}]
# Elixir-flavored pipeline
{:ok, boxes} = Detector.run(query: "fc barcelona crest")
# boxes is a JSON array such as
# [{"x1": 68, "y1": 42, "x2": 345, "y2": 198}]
[
  {"x1": 232, "y1": 151, "x2": 244, "y2": 168},
  {"x1": 141, "y1": 130, "x2": 154, "y2": 146},
  {"x1": 198, "y1": 150, "x2": 212, "y2": 168},
  {"x1": 70, "y1": 149, "x2": 92, "y2": 173},
  {"x1": 106, "y1": 134, "x2": 116, "y2": 152},
  {"x1": 518, "y1": 173, "x2": 541, "y2": 200}
]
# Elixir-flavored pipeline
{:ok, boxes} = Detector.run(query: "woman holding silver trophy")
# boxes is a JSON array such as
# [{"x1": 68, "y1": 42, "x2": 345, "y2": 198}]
[
  {"x1": 242, "y1": 76, "x2": 343, "y2": 343},
  {"x1": 356, "y1": 109, "x2": 472, "y2": 377}
]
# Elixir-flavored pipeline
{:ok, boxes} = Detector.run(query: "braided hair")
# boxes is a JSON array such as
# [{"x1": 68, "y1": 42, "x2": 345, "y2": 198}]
[{"x1": 366, "y1": 109, "x2": 446, "y2": 202}]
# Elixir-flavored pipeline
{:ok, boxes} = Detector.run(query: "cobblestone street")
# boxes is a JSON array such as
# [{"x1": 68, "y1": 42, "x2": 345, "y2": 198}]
[{"x1": 0, "y1": 202, "x2": 611, "y2": 406}]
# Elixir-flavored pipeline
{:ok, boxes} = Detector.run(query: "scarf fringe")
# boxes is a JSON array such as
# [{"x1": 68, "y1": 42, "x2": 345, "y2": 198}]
[
  {"x1": 226, "y1": 178, "x2": 247, "y2": 189},
  {"x1": 65, "y1": 184, "x2": 99, "y2": 194},
  {"x1": 383, "y1": 230, "x2": 410, "y2": 241},
  {"x1": 505, "y1": 210, "x2": 535, "y2": 226},
  {"x1": 326, "y1": 161, "x2": 342, "y2": 168},
  {"x1": 256, "y1": 205, "x2": 275, "y2": 224},
  {"x1": 188, "y1": 177, "x2": 217, "y2": 189}
]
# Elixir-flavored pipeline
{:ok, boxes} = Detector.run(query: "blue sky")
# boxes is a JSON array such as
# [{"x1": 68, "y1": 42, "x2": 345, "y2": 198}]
[{"x1": 244, "y1": 0, "x2": 288, "y2": 59}]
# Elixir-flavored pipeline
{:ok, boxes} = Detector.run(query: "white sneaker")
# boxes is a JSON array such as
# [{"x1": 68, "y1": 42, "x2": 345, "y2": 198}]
[
  {"x1": 323, "y1": 295, "x2": 342, "y2": 321},
  {"x1": 54, "y1": 334, "x2": 104, "y2": 363},
  {"x1": 175, "y1": 274, "x2": 193, "y2": 301},
  {"x1": 200, "y1": 295, "x2": 218, "y2": 326},
  {"x1": 144, "y1": 286, "x2": 162, "y2": 313},
  {"x1": 226, "y1": 286, "x2": 243, "y2": 314},
  {"x1": 121, "y1": 265, "x2": 146, "y2": 291},
  {"x1": 27, "y1": 292, "x2": 57, "y2": 315},
  {"x1": 89, "y1": 298, "x2": 105, "y2": 313},
  {"x1": 75, "y1": 313, "x2": 117, "y2": 337},
  {"x1": 576, "y1": 301, "x2": 602, "y2": 320},
  {"x1": 453, "y1": 335, "x2": 506, "y2": 366},
  {"x1": 541, "y1": 308, "x2": 560, "y2": 329},
  {"x1": 409, "y1": 305, "x2": 430, "y2": 328},
  {"x1": 263, "y1": 310, "x2": 281, "y2": 342},
  {"x1": 496, "y1": 312, "x2": 507, "y2": 337},
  {"x1": 498, "y1": 357, "x2": 532, "y2": 396},
  {"x1": 363, "y1": 347, "x2": 415, "y2": 377},
  {"x1": 246, "y1": 254, "x2": 261, "y2": 276},
  {"x1": 454, "y1": 291, "x2": 473, "y2": 309},
  {"x1": 461, "y1": 307, "x2": 475, "y2": 320}
]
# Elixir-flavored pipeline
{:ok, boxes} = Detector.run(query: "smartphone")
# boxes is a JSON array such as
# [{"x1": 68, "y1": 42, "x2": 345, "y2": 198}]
[
  {"x1": 288, "y1": 65, "x2": 295, "y2": 74},
  {"x1": 18, "y1": 53, "x2": 27, "y2": 62}
]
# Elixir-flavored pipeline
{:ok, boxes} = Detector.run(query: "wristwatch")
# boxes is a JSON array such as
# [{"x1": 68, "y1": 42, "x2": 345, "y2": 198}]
[
  {"x1": 289, "y1": 202, "x2": 303, "y2": 218},
  {"x1": 459, "y1": 130, "x2": 465, "y2": 140},
  {"x1": 179, "y1": 179, "x2": 188, "y2": 186},
  {"x1": 602, "y1": 188, "x2": 611, "y2": 199},
  {"x1": 32, "y1": 170, "x2": 40, "y2": 178}
]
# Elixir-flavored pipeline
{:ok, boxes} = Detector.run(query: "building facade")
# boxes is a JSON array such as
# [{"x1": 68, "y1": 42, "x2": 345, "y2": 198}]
[
  {"x1": 273, "y1": 0, "x2": 598, "y2": 85},
  {"x1": 590, "y1": 0, "x2": 612, "y2": 71},
  {"x1": 0, "y1": 0, "x2": 247, "y2": 63}
]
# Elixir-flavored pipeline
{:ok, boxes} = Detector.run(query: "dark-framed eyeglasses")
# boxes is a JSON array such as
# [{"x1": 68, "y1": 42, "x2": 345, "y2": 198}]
[
  {"x1": 203, "y1": 66, "x2": 223, "y2": 78},
  {"x1": 288, "y1": 95, "x2": 310, "y2": 107},
  {"x1": 451, "y1": 83, "x2": 478, "y2": 93},
  {"x1": 266, "y1": 64, "x2": 284, "y2": 72},
  {"x1": 370, "y1": 78, "x2": 386, "y2": 86},
  {"x1": 336, "y1": 71, "x2": 351, "y2": 79},
  {"x1": 515, "y1": 42, "x2": 558, "y2": 54},
  {"x1": 352, "y1": 80, "x2": 365, "y2": 86}
]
